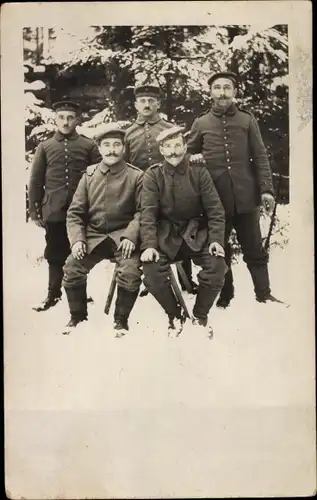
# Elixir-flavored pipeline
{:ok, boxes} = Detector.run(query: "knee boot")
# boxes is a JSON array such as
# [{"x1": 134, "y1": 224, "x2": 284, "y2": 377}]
[
  {"x1": 150, "y1": 284, "x2": 182, "y2": 320},
  {"x1": 64, "y1": 284, "x2": 88, "y2": 326},
  {"x1": 32, "y1": 264, "x2": 63, "y2": 311},
  {"x1": 193, "y1": 285, "x2": 220, "y2": 320},
  {"x1": 216, "y1": 267, "x2": 234, "y2": 308},
  {"x1": 114, "y1": 287, "x2": 139, "y2": 328},
  {"x1": 247, "y1": 263, "x2": 271, "y2": 300},
  {"x1": 48, "y1": 264, "x2": 64, "y2": 298}
]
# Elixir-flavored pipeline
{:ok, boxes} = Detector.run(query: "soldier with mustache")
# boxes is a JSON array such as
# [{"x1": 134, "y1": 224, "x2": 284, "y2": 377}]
[
  {"x1": 125, "y1": 84, "x2": 198, "y2": 295},
  {"x1": 28, "y1": 101, "x2": 101, "y2": 312},
  {"x1": 140, "y1": 126, "x2": 227, "y2": 338},
  {"x1": 62, "y1": 123, "x2": 143, "y2": 336},
  {"x1": 187, "y1": 72, "x2": 280, "y2": 307}
]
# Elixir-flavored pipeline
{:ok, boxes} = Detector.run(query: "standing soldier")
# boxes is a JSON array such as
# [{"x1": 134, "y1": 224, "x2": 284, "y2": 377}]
[
  {"x1": 125, "y1": 84, "x2": 197, "y2": 293},
  {"x1": 140, "y1": 126, "x2": 226, "y2": 338},
  {"x1": 62, "y1": 123, "x2": 143, "y2": 336},
  {"x1": 28, "y1": 101, "x2": 101, "y2": 311},
  {"x1": 187, "y1": 72, "x2": 279, "y2": 306}
]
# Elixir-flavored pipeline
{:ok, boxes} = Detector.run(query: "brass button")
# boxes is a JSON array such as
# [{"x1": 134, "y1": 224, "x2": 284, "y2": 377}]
[
  {"x1": 226, "y1": 150, "x2": 230, "y2": 155},
  {"x1": 228, "y1": 166, "x2": 231, "y2": 170},
  {"x1": 224, "y1": 136, "x2": 228, "y2": 140},
  {"x1": 66, "y1": 182, "x2": 69, "y2": 186},
  {"x1": 226, "y1": 158, "x2": 230, "y2": 163}
]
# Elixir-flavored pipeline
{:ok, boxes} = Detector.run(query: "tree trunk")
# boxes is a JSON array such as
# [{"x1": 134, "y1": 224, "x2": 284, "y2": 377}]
[{"x1": 165, "y1": 39, "x2": 173, "y2": 121}]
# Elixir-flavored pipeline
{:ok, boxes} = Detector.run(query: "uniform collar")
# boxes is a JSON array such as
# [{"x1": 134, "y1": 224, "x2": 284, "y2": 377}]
[
  {"x1": 163, "y1": 157, "x2": 187, "y2": 176},
  {"x1": 99, "y1": 159, "x2": 126, "y2": 175},
  {"x1": 210, "y1": 103, "x2": 237, "y2": 117},
  {"x1": 135, "y1": 114, "x2": 161, "y2": 125},
  {"x1": 54, "y1": 130, "x2": 79, "y2": 141}
]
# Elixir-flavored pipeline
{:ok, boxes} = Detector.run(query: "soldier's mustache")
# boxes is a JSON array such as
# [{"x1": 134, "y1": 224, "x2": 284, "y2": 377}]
[{"x1": 105, "y1": 153, "x2": 119, "y2": 157}]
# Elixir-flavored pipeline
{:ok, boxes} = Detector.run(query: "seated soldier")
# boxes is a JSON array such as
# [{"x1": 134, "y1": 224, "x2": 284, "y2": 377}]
[
  {"x1": 140, "y1": 126, "x2": 227, "y2": 338},
  {"x1": 62, "y1": 123, "x2": 143, "y2": 337}
]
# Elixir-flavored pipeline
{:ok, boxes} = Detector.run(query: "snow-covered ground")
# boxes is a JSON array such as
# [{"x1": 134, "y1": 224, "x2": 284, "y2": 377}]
[{"x1": 5, "y1": 205, "x2": 316, "y2": 498}]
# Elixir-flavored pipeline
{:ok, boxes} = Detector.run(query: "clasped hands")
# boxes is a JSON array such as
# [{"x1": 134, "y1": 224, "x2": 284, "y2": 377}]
[{"x1": 71, "y1": 238, "x2": 135, "y2": 260}]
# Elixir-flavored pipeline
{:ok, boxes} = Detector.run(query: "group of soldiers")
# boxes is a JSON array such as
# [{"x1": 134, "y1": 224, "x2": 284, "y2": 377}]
[{"x1": 28, "y1": 71, "x2": 281, "y2": 338}]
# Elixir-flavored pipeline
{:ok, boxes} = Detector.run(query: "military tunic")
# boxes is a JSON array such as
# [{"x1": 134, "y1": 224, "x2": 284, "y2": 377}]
[
  {"x1": 140, "y1": 158, "x2": 225, "y2": 260},
  {"x1": 28, "y1": 129, "x2": 102, "y2": 268},
  {"x1": 28, "y1": 130, "x2": 101, "y2": 222},
  {"x1": 63, "y1": 160, "x2": 144, "y2": 293},
  {"x1": 125, "y1": 115, "x2": 174, "y2": 171},
  {"x1": 66, "y1": 160, "x2": 144, "y2": 254},
  {"x1": 140, "y1": 157, "x2": 227, "y2": 320},
  {"x1": 186, "y1": 103, "x2": 273, "y2": 215},
  {"x1": 187, "y1": 103, "x2": 273, "y2": 300}
]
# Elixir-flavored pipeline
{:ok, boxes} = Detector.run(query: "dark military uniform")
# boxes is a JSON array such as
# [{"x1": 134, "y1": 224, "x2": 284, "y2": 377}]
[
  {"x1": 62, "y1": 159, "x2": 144, "y2": 324},
  {"x1": 141, "y1": 157, "x2": 227, "y2": 321},
  {"x1": 28, "y1": 129, "x2": 101, "y2": 304},
  {"x1": 187, "y1": 102, "x2": 274, "y2": 301},
  {"x1": 125, "y1": 115, "x2": 174, "y2": 171}
]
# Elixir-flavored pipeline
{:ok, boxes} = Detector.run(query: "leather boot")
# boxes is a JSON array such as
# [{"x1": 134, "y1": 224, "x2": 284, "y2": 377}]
[
  {"x1": 247, "y1": 264, "x2": 271, "y2": 301},
  {"x1": 216, "y1": 268, "x2": 234, "y2": 308},
  {"x1": 64, "y1": 284, "x2": 88, "y2": 323},
  {"x1": 113, "y1": 287, "x2": 139, "y2": 337},
  {"x1": 193, "y1": 284, "x2": 220, "y2": 320},
  {"x1": 32, "y1": 264, "x2": 63, "y2": 312},
  {"x1": 149, "y1": 284, "x2": 182, "y2": 319}
]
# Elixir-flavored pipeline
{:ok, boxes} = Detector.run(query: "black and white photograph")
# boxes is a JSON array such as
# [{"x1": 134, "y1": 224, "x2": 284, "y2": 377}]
[{"x1": 2, "y1": 2, "x2": 315, "y2": 499}]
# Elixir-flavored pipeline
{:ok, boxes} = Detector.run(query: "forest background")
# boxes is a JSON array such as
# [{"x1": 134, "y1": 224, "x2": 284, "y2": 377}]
[{"x1": 24, "y1": 25, "x2": 289, "y2": 247}]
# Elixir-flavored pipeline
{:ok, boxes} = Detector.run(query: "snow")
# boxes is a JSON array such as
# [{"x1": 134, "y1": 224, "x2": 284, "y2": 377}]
[{"x1": 5, "y1": 206, "x2": 316, "y2": 498}]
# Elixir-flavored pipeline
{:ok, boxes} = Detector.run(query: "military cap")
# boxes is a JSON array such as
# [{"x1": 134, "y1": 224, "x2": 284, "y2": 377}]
[
  {"x1": 94, "y1": 122, "x2": 126, "y2": 144},
  {"x1": 156, "y1": 125, "x2": 185, "y2": 145},
  {"x1": 52, "y1": 100, "x2": 81, "y2": 113},
  {"x1": 134, "y1": 84, "x2": 162, "y2": 99},
  {"x1": 207, "y1": 71, "x2": 239, "y2": 87}
]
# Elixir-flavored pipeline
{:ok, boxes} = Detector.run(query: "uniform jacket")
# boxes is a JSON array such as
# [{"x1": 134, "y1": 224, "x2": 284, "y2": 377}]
[
  {"x1": 67, "y1": 160, "x2": 144, "y2": 254},
  {"x1": 140, "y1": 157, "x2": 225, "y2": 260},
  {"x1": 28, "y1": 130, "x2": 102, "y2": 223},
  {"x1": 125, "y1": 115, "x2": 174, "y2": 171},
  {"x1": 186, "y1": 103, "x2": 273, "y2": 215}
]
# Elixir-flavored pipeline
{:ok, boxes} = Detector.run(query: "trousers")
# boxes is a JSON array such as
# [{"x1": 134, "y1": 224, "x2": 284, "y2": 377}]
[
  {"x1": 143, "y1": 241, "x2": 226, "y2": 320},
  {"x1": 222, "y1": 207, "x2": 271, "y2": 299},
  {"x1": 62, "y1": 237, "x2": 142, "y2": 292},
  {"x1": 44, "y1": 221, "x2": 71, "y2": 266}
]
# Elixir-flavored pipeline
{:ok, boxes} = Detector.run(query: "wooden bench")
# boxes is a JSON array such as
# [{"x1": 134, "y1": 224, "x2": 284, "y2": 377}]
[{"x1": 104, "y1": 260, "x2": 192, "y2": 319}]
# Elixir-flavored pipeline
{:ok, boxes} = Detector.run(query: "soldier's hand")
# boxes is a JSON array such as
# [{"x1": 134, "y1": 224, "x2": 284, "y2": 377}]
[
  {"x1": 141, "y1": 248, "x2": 160, "y2": 262},
  {"x1": 72, "y1": 241, "x2": 87, "y2": 260},
  {"x1": 189, "y1": 153, "x2": 206, "y2": 165},
  {"x1": 261, "y1": 193, "x2": 275, "y2": 214},
  {"x1": 118, "y1": 238, "x2": 135, "y2": 259},
  {"x1": 209, "y1": 242, "x2": 225, "y2": 257},
  {"x1": 34, "y1": 219, "x2": 45, "y2": 228}
]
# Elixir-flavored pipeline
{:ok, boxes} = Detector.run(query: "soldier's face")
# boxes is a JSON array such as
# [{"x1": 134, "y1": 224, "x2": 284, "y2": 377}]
[
  {"x1": 99, "y1": 137, "x2": 125, "y2": 166},
  {"x1": 210, "y1": 78, "x2": 237, "y2": 109},
  {"x1": 55, "y1": 111, "x2": 78, "y2": 135},
  {"x1": 159, "y1": 134, "x2": 187, "y2": 167},
  {"x1": 135, "y1": 96, "x2": 160, "y2": 119}
]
